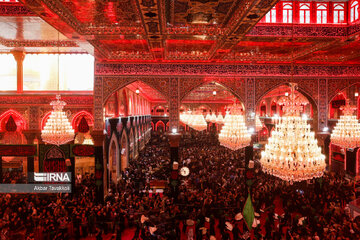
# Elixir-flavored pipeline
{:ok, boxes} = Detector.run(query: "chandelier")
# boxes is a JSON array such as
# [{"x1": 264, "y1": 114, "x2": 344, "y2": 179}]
[
  {"x1": 41, "y1": 95, "x2": 75, "y2": 145},
  {"x1": 189, "y1": 110, "x2": 207, "y2": 131},
  {"x1": 210, "y1": 112, "x2": 217, "y2": 123},
  {"x1": 255, "y1": 115, "x2": 263, "y2": 132},
  {"x1": 83, "y1": 134, "x2": 94, "y2": 145},
  {"x1": 180, "y1": 110, "x2": 191, "y2": 126},
  {"x1": 218, "y1": 103, "x2": 251, "y2": 151},
  {"x1": 260, "y1": 83, "x2": 326, "y2": 183},
  {"x1": 216, "y1": 114, "x2": 224, "y2": 124},
  {"x1": 331, "y1": 99, "x2": 360, "y2": 149},
  {"x1": 205, "y1": 112, "x2": 211, "y2": 122}
]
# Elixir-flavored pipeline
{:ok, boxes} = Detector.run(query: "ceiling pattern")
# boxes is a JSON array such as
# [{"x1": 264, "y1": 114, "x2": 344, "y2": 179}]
[{"x1": 0, "y1": 0, "x2": 359, "y2": 64}]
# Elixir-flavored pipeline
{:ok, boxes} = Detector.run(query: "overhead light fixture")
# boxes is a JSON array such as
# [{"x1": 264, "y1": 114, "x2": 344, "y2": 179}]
[
  {"x1": 248, "y1": 127, "x2": 255, "y2": 134},
  {"x1": 189, "y1": 110, "x2": 207, "y2": 131},
  {"x1": 136, "y1": 89, "x2": 140, "y2": 94},
  {"x1": 355, "y1": 92, "x2": 359, "y2": 97},
  {"x1": 260, "y1": 83, "x2": 326, "y2": 183},
  {"x1": 285, "y1": 92, "x2": 289, "y2": 96},
  {"x1": 213, "y1": 90, "x2": 217, "y2": 96},
  {"x1": 218, "y1": 103, "x2": 251, "y2": 151},
  {"x1": 41, "y1": 95, "x2": 75, "y2": 146},
  {"x1": 331, "y1": 99, "x2": 360, "y2": 149},
  {"x1": 216, "y1": 114, "x2": 224, "y2": 124}
]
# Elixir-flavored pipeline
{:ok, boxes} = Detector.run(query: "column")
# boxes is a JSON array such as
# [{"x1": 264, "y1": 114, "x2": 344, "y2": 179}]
[
  {"x1": 167, "y1": 132, "x2": 181, "y2": 200},
  {"x1": 23, "y1": 131, "x2": 36, "y2": 179},
  {"x1": 92, "y1": 130, "x2": 105, "y2": 203},
  {"x1": 167, "y1": 132, "x2": 181, "y2": 164},
  {"x1": 12, "y1": 51, "x2": 25, "y2": 94},
  {"x1": 94, "y1": 75, "x2": 104, "y2": 131},
  {"x1": 318, "y1": 79, "x2": 328, "y2": 131},
  {"x1": 245, "y1": 78, "x2": 256, "y2": 127},
  {"x1": 169, "y1": 78, "x2": 180, "y2": 132}
]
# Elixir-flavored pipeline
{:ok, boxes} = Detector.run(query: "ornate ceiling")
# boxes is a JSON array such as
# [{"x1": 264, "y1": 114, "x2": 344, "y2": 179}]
[
  {"x1": 182, "y1": 82, "x2": 236, "y2": 103},
  {"x1": 0, "y1": 0, "x2": 360, "y2": 64}
]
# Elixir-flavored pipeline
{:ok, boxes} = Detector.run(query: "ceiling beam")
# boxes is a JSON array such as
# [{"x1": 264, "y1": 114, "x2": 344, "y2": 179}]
[
  {"x1": 208, "y1": 0, "x2": 279, "y2": 61},
  {"x1": 135, "y1": 0, "x2": 166, "y2": 60}
]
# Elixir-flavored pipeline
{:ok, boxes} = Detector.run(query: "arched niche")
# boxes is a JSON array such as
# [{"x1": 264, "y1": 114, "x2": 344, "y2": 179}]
[
  {"x1": 119, "y1": 131, "x2": 129, "y2": 172},
  {"x1": 71, "y1": 111, "x2": 94, "y2": 132},
  {"x1": 328, "y1": 83, "x2": 359, "y2": 120},
  {"x1": 0, "y1": 109, "x2": 27, "y2": 132},
  {"x1": 103, "y1": 80, "x2": 167, "y2": 118},
  {"x1": 152, "y1": 104, "x2": 168, "y2": 116},
  {"x1": 155, "y1": 121, "x2": 165, "y2": 133},
  {"x1": 108, "y1": 133, "x2": 119, "y2": 187},
  {"x1": 259, "y1": 101, "x2": 267, "y2": 117},
  {"x1": 256, "y1": 83, "x2": 318, "y2": 130},
  {"x1": 129, "y1": 128, "x2": 134, "y2": 160}
]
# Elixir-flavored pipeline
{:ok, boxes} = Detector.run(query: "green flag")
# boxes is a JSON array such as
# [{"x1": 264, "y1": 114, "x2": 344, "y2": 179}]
[{"x1": 242, "y1": 194, "x2": 255, "y2": 230}]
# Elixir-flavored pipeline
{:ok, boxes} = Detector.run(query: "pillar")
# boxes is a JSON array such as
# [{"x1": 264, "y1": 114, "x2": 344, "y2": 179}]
[
  {"x1": 167, "y1": 132, "x2": 181, "y2": 164},
  {"x1": 94, "y1": 76, "x2": 104, "y2": 131},
  {"x1": 245, "y1": 78, "x2": 256, "y2": 127},
  {"x1": 169, "y1": 78, "x2": 180, "y2": 132},
  {"x1": 167, "y1": 132, "x2": 181, "y2": 200},
  {"x1": 92, "y1": 130, "x2": 105, "y2": 203},
  {"x1": 318, "y1": 79, "x2": 328, "y2": 131},
  {"x1": 12, "y1": 51, "x2": 25, "y2": 94},
  {"x1": 23, "y1": 130, "x2": 36, "y2": 178}
]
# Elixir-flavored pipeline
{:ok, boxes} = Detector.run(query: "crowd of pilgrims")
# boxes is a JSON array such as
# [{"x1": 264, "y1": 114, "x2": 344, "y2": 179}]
[{"x1": 0, "y1": 131, "x2": 360, "y2": 240}]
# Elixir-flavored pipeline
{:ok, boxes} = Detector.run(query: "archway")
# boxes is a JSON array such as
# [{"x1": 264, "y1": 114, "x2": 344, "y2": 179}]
[
  {"x1": 181, "y1": 81, "x2": 245, "y2": 133},
  {"x1": 259, "y1": 101, "x2": 267, "y2": 117},
  {"x1": 328, "y1": 83, "x2": 359, "y2": 121},
  {"x1": 120, "y1": 131, "x2": 129, "y2": 172},
  {"x1": 108, "y1": 134, "x2": 119, "y2": 189},
  {"x1": 0, "y1": 110, "x2": 27, "y2": 175},
  {"x1": 256, "y1": 84, "x2": 317, "y2": 133},
  {"x1": 104, "y1": 81, "x2": 166, "y2": 118},
  {"x1": 155, "y1": 121, "x2": 165, "y2": 133}
]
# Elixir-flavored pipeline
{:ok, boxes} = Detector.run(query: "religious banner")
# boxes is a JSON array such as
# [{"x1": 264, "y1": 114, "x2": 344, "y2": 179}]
[{"x1": 0, "y1": 145, "x2": 37, "y2": 157}]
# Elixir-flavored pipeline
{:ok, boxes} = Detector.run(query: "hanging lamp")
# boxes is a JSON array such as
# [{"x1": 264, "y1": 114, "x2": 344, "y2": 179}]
[
  {"x1": 260, "y1": 83, "x2": 326, "y2": 183},
  {"x1": 41, "y1": 31, "x2": 75, "y2": 145},
  {"x1": 331, "y1": 99, "x2": 360, "y2": 149},
  {"x1": 41, "y1": 95, "x2": 75, "y2": 145},
  {"x1": 190, "y1": 109, "x2": 207, "y2": 131},
  {"x1": 218, "y1": 103, "x2": 251, "y2": 151}
]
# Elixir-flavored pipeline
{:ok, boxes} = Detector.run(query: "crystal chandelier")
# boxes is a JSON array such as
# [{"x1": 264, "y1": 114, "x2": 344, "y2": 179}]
[
  {"x1": 210, "y1": 112, "x2": 217, "y2": 123},
  {"x1": 260, "y1": 83, "x2": 326, "y2": 183},
  {"x1": 189, "y1": 110, "x2": 207, "y2": 131},
  {"x1": 41, "y1": 95, "x2": 75, "y2": 145},
  {"x1": 255, "y1": 115, "x2": 263, "y2": 132},
  {"x1": 331, "y1": 99, "x2": 360, "y2": 149},
  {"x1": 216, "y1": 114, "x2": 224, "y2": 124},
  {"x1": 218, "y1": 103, "x2": 251, "y2": 151},
  {"x1": 180, "y1": 110, "x2": 191, "y2": 126},
  {"x1": 205, "y1": 112, "x2": 211, "y2": 122},
  {"x1": 83, "y1": 134, "x2": 94, "y2": 145}
]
